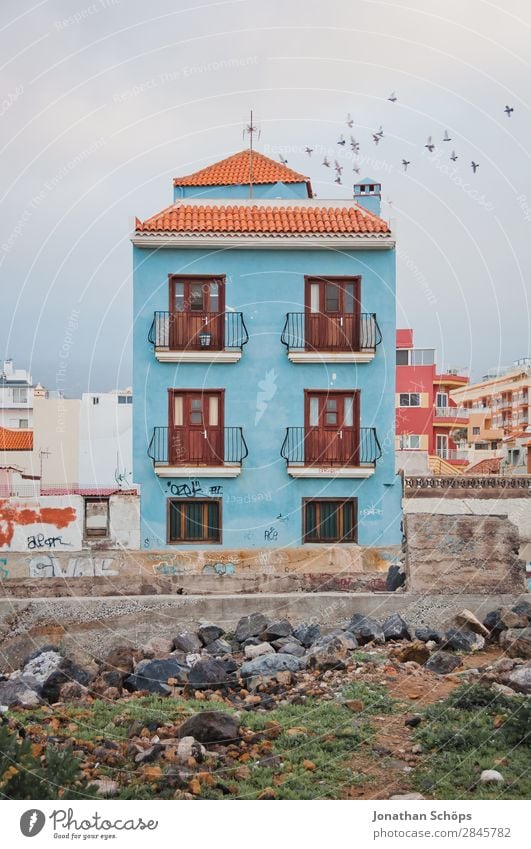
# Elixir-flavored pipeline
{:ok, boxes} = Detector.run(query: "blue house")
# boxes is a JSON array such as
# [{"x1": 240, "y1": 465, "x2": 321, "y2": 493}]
[{"x1": 132, "y1": 149, "x2": 401, "y2": 554}]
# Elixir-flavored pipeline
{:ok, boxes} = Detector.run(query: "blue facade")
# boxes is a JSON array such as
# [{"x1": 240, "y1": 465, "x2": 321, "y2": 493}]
[{"x1": 133, "y1": 169, "x2": 401, "y2": 552}]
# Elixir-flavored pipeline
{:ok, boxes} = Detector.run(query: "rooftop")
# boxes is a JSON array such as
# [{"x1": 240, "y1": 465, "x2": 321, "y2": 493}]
[
  {"x1": 0, "y1": 427, "x2": 33, "y2": 451},
  {"x1": 173, "y1": 149, "x2": 312, "y2": 194}
]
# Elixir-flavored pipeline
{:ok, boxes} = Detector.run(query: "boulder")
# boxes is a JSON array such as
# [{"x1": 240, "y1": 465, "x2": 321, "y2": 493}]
[
  {"x1": 483, "y1": 609, "x2": 506, "y2": 636},
  {"x1": 425, "y1": 651, "x2": 463, "y2": 675},
  {"x1": 144, "y1": 636, "x2": 174, "y2": 656},
  {"x1": 394, "y1": 641, "x2": 430, "y2": 665},
  {"x1": 178, "y1": 710, "x2": 240, "y2": 744},
  {"x1": 99, "y1": 645, "x2": 137, "y2": 677},
  {"x1": 40, "y1": 657, "x2": 95, "y2": 703},
  {"x1": 277, "y1": 642, "x2": 306, "y2": 658},
  {"x1": 244, "y1": 642, "x2": 275, "y2": 660},
  {"x1": 203, "y1": 638, "x2": 233, "y2": 656},
  {"x1": 386, "y1": 564, "x2": 406, "y2": 592},
  {"x1": 22, "y1": 649, "x2": 63, "y2": 684},
  {"x1": 0, "y1": 677, "x2": 41, "y2": 707},
  {"x1": 499, "y1": 628, "x2": 531, "y2": 659},
  {"x1": 382, "y1": 613, "x2": 411, "y2": 641},
  {"x1": 125, "y1": 658, "x2": 189, "y2": 695},
  {"x1": 262, "y1": 620, "x2": 293, "y2": 640},
  {"x1": 451, "y1": 609, "x2": 490, "y2": 637},
  {"x1": 507, "y1": 662, "x2": 531, "y2": 694},
  {"x1": 197, "y1": 622, "x2": 225, "y2": 646},
  {"x1": 415, "y1": 627, "x2": 444, "y2": 644},
  {"x1": 176, "y1": 736, "x2": 206, "y2": 764},
  {"x1": 511, "y1": 600, "x2": 531, "y2": 621},
  {"x1": 480, "y1": 769, "x2": 504, "y2": 784},
  {"x1": 240, "y1": 653, "x2": 306, "y2": 679},
  {"x1": 346, "y1": 614, "x2": 385, "y2": 645},
  {"x1": 292, "y1": 623, "x2": 321, "y2": 647},
  {"x1": 234, "y1": 613, "x2": 270, "y2": 643},
  {"x1": 307, "y1": 634, "x2": 357, "y2": 671},
  {"x1": 442, "y1": 629, "x2": 485, "y2": 653},
  {"x1": 187, "y1": 658, "x2": 236, "y2": 690},
  {"x1": 173, "y1": 631, "x2": 202, "y2": 653},
  {"x1": 19, "y1": 649, "x2": 94, "y2": 703}
]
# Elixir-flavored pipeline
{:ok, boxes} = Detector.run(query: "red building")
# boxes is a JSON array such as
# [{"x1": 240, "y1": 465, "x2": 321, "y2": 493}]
[{"x1": 395, "y1": 329, "x2": 469, "y2": 471}]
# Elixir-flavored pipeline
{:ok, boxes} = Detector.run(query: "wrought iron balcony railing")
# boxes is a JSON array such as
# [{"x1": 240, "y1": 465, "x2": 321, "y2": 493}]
[
  {"x1": 147, "y1": 426, "x2": 248, "y2": 467},
  {"x1": 148, "y1": 311, "x2": 249, "y2": 352},
  {"x1": 280, "y1": 312, "x2": 382, "y2": 353},
  {"x1": 280, "y1": 426, "x2": 382, "y2": 467}
]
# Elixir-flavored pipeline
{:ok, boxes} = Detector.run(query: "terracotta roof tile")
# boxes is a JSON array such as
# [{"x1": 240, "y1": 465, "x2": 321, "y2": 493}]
[
  {"x1": 0, "y1": 427, "x2": 33, "y2": 451},
  {"x1": 136, "y1": 203, "x2": 391, "y2": 236},
  {"x1": 173, "y1": 150, "x2": 311, "y2": 192}
]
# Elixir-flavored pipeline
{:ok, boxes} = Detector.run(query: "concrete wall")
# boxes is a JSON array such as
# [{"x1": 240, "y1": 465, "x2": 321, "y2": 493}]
[
  {"x1": 32, "y1": 396, "x2": 80, "y2": 487},
  {"x1": 405, "y1": 513, "x2": 525, "y2": 594},
  {"x1": 79, "y1": 392, "x2": 132, "y2": 487}
]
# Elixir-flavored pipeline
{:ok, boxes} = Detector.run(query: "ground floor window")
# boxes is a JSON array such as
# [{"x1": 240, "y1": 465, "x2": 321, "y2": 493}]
[
  {"x1": 168, "y1": 499, "x2": 221, "y2": 543},
  {"x1": 84, "y1": 497, "x2": 109, "y2": 538},
  {"x1": 303, "y1": 498, "x2": 357, "y2": 543}
]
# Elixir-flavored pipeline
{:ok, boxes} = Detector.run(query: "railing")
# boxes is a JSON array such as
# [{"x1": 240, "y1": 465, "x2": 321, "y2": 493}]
[
  {"x1": 148, "y1": 311, "x2": 248, "y2": 351},
  {"x1": 405, "y1": 475, "x2": 531, "y2": 491},
  {"x1": 435, "y1": 448, "x2": 469, "y2": 461},
  {"x1": 280, "y1": 426, "x2": 382, "y2": 466},
  {"x1": 147, "y1": 426, "x2": 248, "y2": 466},
  {"x1": 280, "y1": 312, "x2": 381, "y2": 353},
  {"x1": 434, "y1": 406, "x2": 469, "y2": 419}
]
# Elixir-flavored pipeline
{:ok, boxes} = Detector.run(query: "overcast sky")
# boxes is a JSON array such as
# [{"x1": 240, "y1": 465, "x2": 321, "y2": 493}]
[{"x1": 1, "y1": 0, "x2": 530, "y2": 394}]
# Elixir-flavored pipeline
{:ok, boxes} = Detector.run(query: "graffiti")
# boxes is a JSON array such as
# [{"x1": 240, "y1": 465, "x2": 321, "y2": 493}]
[
  {"x1": 202, "y1": 561, "x2": 235, "y2": 576},
  {"x1": 0, "y1": 558, "x2": 8, "y2": 579},
  {"x1": 0, "y1": 501, "x2": 76, "y2": 549},
  {"x1": 360, "y1": 506, "x2": 384, "y2": 518},
  {"x1": 226, "y1": 491, "x2": 271, "y2": 505},
  {"x1": 153, "y1": 562, "x2": 184, "y2": 576},
  {"x1": 264, "y1": 526, "x2": 279, "y2": 542},
  {"x1": 166, "y1": 480, "x2": 223, "y2": 497},
  {"x1": 208, "y1": 485, "x2": 223, "y2": 495},
  {"x1": 28, "y1": 554, "x2": 118, "y2": 578},
  {"x1": 27, "y1": 534, "x2": 71, "y2": 550},
  {"x1": 143, "y1": 538, "x2": 151, "y2": 548}
]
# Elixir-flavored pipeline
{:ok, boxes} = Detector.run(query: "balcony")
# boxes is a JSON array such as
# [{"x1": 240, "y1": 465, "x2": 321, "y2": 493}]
[
  {"x1": 433, "y1": 406, "x2": 469, "y2": 425},
  {"x1": 435, "y1": 448, "x2": 469, "y2": 464},
  {"x1": 148, "y1": 426, "x2": 248, "y2": 477},
  {"x1": 148, "y1": 311, "x2": 248, "y2": 363},
  {"x1": 280, "y1": 313, "x2": 381, "y2": 363},
  {"x1": 280, "y1": 426, "x2": 381, "y2": 478}
]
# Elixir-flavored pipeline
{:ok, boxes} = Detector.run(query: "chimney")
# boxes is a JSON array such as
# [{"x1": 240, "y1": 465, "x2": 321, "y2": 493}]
[{"x1": 354, "y1": 178, "x2": 381, "y2": 216}]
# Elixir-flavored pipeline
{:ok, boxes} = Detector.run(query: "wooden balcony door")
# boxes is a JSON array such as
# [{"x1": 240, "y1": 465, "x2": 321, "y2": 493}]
[
  {"x1": 305, "y1": 391, "x2": 360, "y2": 466},
  {"x1": 169, "y1": 390, "x2": 224, "y2": 465},
  {"x1": 169, "y1": 276, "x2": 225, "y2": 350},
  {"x1": 305, "y1": 277, "x2": 361, "y2": 351}
]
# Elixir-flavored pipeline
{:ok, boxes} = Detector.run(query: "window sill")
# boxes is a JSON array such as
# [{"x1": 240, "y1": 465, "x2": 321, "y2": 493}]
[
  {"x1": 154, "y1": 350, "x2": 242, "y2": 363},
  {"x1": 287, "y1": 351, "x2": 375, "y2": 364},
  {"x1": 154, "y1": 465, "x2": 241, "y2": 478},
  {"x1": 287, "y1": 465, "x2": 375, "y2": 478}
]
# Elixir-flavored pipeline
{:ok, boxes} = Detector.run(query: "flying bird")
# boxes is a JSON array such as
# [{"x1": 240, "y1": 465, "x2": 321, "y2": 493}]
[
  {"x1": 471, "y1": 161, "x2": 479, "y2": 173},
  {"x1": 450, "y1": 150, "x2": 458, "y2": 161},
  {"x1": 304, "y1": 146, "x2": 314, "y2": 156},
  {"x1": 334, "y1": 175, "x2": 342, "y2": 184},
  {"x1": 372, "y1": 133, "x2": 382, "y2": 145},
  {"x1": 504, "y1": 105, "x2": 514, "y2": 117},
  {"x1": 346, "y1": 113, "x2": 354, "y2": 128},
  {"x1": 402, "y1": 159, "x2": 410, "y2": 172},
  {"x1": 388, "y1": 92, "x2": 397, "y2": 102},
  {"x1": 353, "y1": 163, "x2": 360, "y2": 174},
  {"x1": 322, "y1": 156, "x2": 330, "y2": 167},
  {"x1": 334, "y1": 159, "x2": 343, "y2": 174},
  {"x1": 350, "y1": 136, "x2": 360, "y2": 153},
  {"x1": 376, "y1": 126, "x2": 384, "y2": 137},
  {"x1": 425, "y1": 136, "x2": 435, "y2": 152},
  {"x1": 278, "y1": 154, "x2": 288, "y2": 165},
  {"x1": 443, "y1": 130, "x2": 452, "y2": 141},
  {"x1": 337, "y1": 134, "x2": 346, "y2": 146}
]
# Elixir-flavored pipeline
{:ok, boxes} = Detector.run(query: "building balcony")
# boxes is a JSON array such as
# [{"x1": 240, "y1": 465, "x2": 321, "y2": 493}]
[
  {"x1": 148, "y1": 311, "x2": 249, "y2": 363},
  {"x1": 434, "y1": 371, "x2": 469, "y2": 387},
  {"x1": 433, "y1": 406, "x2": 469, "y2": 425},
  {"x1": 280, "y1": 313, "x2": 381, "y2": 363},
  {"x1": 147, "y1": 426, "x2": 248, "y2": 477},
  {"x1": 435, "y1": 448, "x2": 469, "y2": 464},
  {"x1": 280, "y1": 426, "x2": 381, "y2": 478}
]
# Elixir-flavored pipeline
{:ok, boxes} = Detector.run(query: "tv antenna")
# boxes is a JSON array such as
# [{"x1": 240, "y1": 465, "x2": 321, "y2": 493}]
[{"x1": 243, "y1": 110, "x2": 260, "y2": 198}]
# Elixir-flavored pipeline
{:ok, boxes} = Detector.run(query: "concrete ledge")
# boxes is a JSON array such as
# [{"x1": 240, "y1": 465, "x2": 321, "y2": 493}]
[
  {"x1": 154, "y1": 350, "x2": 242, "y2": 363},
  {"x1": 287, "y1": 466, "x2": 375, "y2": 478},
  {"x1": 0, "y1": 591, "x2": 525, "y2": 670},
  {"x1": 287, "y1": 352, "x2": 375, "y2": 364}
]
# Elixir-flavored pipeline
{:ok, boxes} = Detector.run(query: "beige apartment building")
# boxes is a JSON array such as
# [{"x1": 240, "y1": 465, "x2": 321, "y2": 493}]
[{"x1": 451, "y1": 359, "x2": 530, "y2": 440}]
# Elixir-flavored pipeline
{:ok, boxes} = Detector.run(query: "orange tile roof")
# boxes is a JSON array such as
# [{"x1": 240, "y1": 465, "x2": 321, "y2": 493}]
[
  {"x1": 173, "y1": 150, "x2": 312, "y2": 193},
  {"x1": 136, "y1": 203, "x2": 391, "y2": 236},
  {"x1": 0, "y1": 427, "x2": 33, "y2": 450}
]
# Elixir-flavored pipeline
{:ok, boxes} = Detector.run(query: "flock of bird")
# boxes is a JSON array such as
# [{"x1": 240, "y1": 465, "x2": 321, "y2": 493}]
[{"x1": 277, "y1": 95, "x2": 515, "y2": 184}]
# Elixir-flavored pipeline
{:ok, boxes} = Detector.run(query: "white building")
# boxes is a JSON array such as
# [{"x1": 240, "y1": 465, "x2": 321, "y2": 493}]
[
  {"x1": 78, "y1": 389, "x2": 133, "y2": 487},
  {"x1": 0, "y1": 359, "x2": 34, "y2": 428}
]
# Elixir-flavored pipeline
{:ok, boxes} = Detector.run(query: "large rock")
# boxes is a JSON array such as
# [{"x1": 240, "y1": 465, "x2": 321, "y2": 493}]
[
  {"x1": 203, "y1": 638, "x2": 233, "y2": 656},
  {"x1": 125, "y1": 658, "x2": 189, "y2": 695},
  {"x1": 40, "y1": 658, "x2": 95, "y2": 703},
  {"x1": 234, "y1": 613, "x2": 270, "y2": 644},
  {"x1": 425, "y1": 651, "x2": 463, "y2": 675},
  {"x1": 244, "y1": 642, "x2": 275, "y2": 660},
  {"x1": 99, "y1": 645, "x2": 137, "y2": 677},
  {"x1": 499, "y1": 628, "x2": 531, "y2": 659},
  {"x1": 173, "y1": 631, "x2": 202, "y2": 653},
  {"x1": 394, "y1": 641, "x2": 430, "y2": 665},
  {"x1": 415, "y1": 627, "x2": 444, "y2": 644},
  {"x1": 144, "y1": 636, "x2": 174, "y2": 656},
  {"x1": 484, "y1": 608, "x2": 527, "y2": 637},
  {"x1": 507, "y1": 663, "x2": 531, "y2": 694},
  {"x1": 262, "y1": 620, "x2": 293, "y2": 640},
  {"x1": 277, "y1": 642, "x2": 306, "y2": 658},
  {"x1": 178, "y1": 710, "x2": 240, "y2": 744},
  {"x1": 307, "y1": 633, "x2": 358, "y2": 671},
  {"x1": 347, "y1": 614, "x2": 385, "y2": 645},
  {"x1": 198, "y1": 622, "x2": 225, "y2": 646},
  {"x1": 511, "y1": 600, "x2": 531, "y2": 621},
  {"x1": 187, "y1": 658, "x2": 236, "y2": 690},
  {"x1": 292, "y1": 623, "x2": 321, "y2": 647},
  {"x1": 22, "y1": 649, "x2": 63, "y2": 684},
  {"x1": 382, "y1": 614, "x2": 411, "y2": 641},
  {"x1": 451, "y1": 609, "x2": 490, "y2": 637},
  {"x1": 442, "y1": 629, "x2": 485, "y2": 653},
  {"x1": 0, "y1": 677, "x2": 41, "y2": 707},
  {"x1": 240, "y1": 653, "x2": 306, "y2": 679},
  {"x1": 19, "y1": 649, "x2": 94, "y2": 703}
]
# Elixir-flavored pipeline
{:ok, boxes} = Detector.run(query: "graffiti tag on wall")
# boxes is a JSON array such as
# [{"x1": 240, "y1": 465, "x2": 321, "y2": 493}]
[{"x1": 28, "y1": 554, "x2": 118, "y2": 578}]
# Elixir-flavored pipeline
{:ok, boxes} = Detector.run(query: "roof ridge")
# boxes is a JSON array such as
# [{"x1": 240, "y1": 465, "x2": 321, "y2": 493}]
[{"x1": 172, "y1": 149, "x2": 311, "y2": 191}]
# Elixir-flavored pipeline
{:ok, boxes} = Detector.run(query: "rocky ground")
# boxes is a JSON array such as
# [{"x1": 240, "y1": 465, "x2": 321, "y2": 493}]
[{"x1": 0, "y1": 604, "x2": 530, "y2": 800}]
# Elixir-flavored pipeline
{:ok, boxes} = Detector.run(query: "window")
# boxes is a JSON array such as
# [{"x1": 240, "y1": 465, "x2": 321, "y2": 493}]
[
  {"x1": 399, "y1": 393, "x2": 421, "y2": 407},
  {"x1": 168, "y1": 499, "x2": 221, "y2": 543},
  {"x1": 436, "y1": 392, "x2": 448, "y2": 407},
  {"x1": 410, "y1": 349, "x2": 435, "y2": 366},
  {"x1": 18, "y1": 419, "x2": 29, "y2": 428},
  {"x1": 303, "y1": 499, "x2": 357, "y2": 544},
  {"x1": 396, "y1": 350, "x2": 409, "y2": 366},
  {"x1": 118, "y1": 395, "x2": 133, "y2": 404},
  {"x1": 13, "y1": 388, "x2": 28, "y2": 403},
  {"x1": 84, "y1": 497, "x2": 109, "y2": 538},
  {"x1": 92, "y1": 396, "x2": 99, "y2": 405},
  {"x1": 472, "y1": 426, "x2": 480, "y2": 435},
  {"x1": 400, "y1": 434, "x2": 421, "y2": 449}
]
